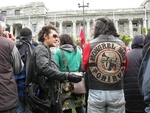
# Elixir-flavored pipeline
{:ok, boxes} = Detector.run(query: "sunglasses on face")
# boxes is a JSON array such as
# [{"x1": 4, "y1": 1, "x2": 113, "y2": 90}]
[{"x1": 52, "y1": 34, "x2": 58, "y2": 38}]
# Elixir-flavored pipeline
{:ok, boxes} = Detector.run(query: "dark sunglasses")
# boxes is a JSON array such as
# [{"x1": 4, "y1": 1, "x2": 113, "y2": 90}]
[{"x1": 52, "y1": 34, "x2": 58, "y2": 38}]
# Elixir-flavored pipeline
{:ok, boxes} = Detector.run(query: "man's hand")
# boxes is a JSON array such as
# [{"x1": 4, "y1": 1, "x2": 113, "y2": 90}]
[
  {"x1": 4, "y1": 31, "x2": 16, "y2": 41},
  {"x1": 67, "y1": 73, "x2": 82, "y2": 83}
]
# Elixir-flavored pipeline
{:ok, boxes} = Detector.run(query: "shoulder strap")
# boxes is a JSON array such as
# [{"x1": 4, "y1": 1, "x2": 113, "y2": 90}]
[
  {"x1": 60, "y1": 49, "x2": 70, "y2": 72},
  {"x1": 25, "y1": 42, "x2": 33, "y2": 75},
  {"x1": 26, "y1": 45, "x2": 52, "y2": 86},
  {"x1": 25, "y1": 49, "x2": 36, "y2": 86}
]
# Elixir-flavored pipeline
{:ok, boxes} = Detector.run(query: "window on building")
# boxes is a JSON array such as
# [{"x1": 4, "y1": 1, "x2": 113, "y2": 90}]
[
  {"x1": 15, "y1": 10, "x2": 20, "y2": 15},
  {"x1": 56, "y1": 23, "x2": 59, "y2": 27},
  {"x1": 1, "y1": 11, "x2": 7, "y2": 16},
  {"x1": 133, "y1": 23, "x2": 137, "y2": 28},
  {"x1": 133, "y1": 28, "x2": 137, "y2": 32},
  {"x1": 133, "y1": 23, "x2": 138, "y2": 32},
  {"x1": 66, "y1": 25, "x2": 71, "y2": 34},
  {"x1": 119, "y1": 23, "x2": 124, "y2": 32},
  {"x1": 32, "y1": 24, "x2": 37, "y2": 32}
]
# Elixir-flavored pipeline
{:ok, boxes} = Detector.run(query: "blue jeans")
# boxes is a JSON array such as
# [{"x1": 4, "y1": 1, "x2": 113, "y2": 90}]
[
  {"x1": 87, "y1": 89, "x2": 125, "y2": 113},
  {"x1": 17, "y1": 101, "x2": 25, "y2": 113}
]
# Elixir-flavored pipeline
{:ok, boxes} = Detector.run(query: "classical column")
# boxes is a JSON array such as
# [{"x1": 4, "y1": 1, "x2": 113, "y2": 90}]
[
  {"x1": 72, "y1": 20, "x2": 76, "y2": 39},
  {"x1": 93, "y1": 18, "x2": 95, "y2": 23},
  {"x1": 138, "y1": 20, "x2": 142, "y2": 34},
  {"x1": 15, "y1": 27, "x2": 18, "y2": 37},
  {"x1": 143, "y1": 18, "x2": 147, "y2": 35},
  {"x1": 59, "y1": 20, "x2": 63, "y2": 34},
  {"x1": 148, "y1": 18, "x2": 150, "y2": 29},
  {"x1": 128, "y1": 19, "x2": 133, "y2": 38},
  {"x1": 28, "y1": 15, "x2": 31, "y2": 29},
  {"x1": 22, "y1": 24, "x2": 25, "y2": 28},
  {"x1": 10, "y1": 24, "x2": 13, "y2": 34},
  {"x1": 143, "y1": 18, "x2": 147, "y2": 29},
  {"x1": 86, "y1": 20, "x2": 90, "y2": 39},
  {"x1": 114, "y1": 19, "x2": 119, "y2": 33}
]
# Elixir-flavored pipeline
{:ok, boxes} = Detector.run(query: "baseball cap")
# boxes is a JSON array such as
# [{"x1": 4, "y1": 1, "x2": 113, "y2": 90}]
[{"x1": 20, "y1": 27, "x2": 32, "y2": 36}]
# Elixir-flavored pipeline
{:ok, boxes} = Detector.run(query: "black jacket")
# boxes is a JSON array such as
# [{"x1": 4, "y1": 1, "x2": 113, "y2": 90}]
[
  {"x1": 28, "y1": 43, "x2": 68, "y2": 82},
  {"x1": 27, "y1": 43, "x2": 68, "y2": 113},
  {"x1": 123, "y1": 34, "x2": 146, "y2": 112}
]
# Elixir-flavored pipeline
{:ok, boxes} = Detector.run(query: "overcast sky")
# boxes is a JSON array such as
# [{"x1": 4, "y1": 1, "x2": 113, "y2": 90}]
[{"x1": 0, "y1": 0, "x2": 145, "y2": 11}]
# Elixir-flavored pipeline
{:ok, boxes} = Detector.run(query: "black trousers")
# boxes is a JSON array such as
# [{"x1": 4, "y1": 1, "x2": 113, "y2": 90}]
[
  {"x1": 50, "y1": 101, "x2": 63, "y2": 113},
  {"x1": 26, "y1": 100, "x2": 63, "y2": 113}
]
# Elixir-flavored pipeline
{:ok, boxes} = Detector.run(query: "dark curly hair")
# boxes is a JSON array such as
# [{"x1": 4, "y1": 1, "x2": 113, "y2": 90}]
[
  {"x1": 93, "y1": 16, "x2": 119, "y2": 39},
  {"x1": 38, "y1": 24, "x2": 58, "y2": 42}
]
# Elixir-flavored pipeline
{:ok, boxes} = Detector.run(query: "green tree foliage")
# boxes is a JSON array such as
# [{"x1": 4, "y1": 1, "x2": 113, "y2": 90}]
[
  {"x1": 70, "y1": 35, "x2": 80, "y2": 46},
  {"x1": 75, "y1": 39, "x2": 80, "y2": 46},
  {"x1": 142, "y1": 28, "x2": 150, "y2": 36},
  {"x1": 148, "y1": 28, "x2": 150, "y2": 33},
  {"x1": 120, "y1": 35, "x2": 132, "y2": 46},
  {"x1": 142, "y1": 28, "x2": 147, "y2": 36}
]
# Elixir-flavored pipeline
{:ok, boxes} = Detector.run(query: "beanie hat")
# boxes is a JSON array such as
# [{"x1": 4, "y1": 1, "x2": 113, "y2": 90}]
[
  {"x1": 0, "y1": 14, "x2": 4, "y2": 22},
  {"x1": 20, "y1": 27, "x2": 32, "y2": 36}
]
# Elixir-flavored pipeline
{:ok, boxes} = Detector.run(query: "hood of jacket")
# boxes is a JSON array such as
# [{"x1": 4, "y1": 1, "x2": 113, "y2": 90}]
[
  {"x1": 131, "y1": 34, "x2": 144, "y2": 49},
  {"x1": 60, "y1": 44, "x2": 74, "y2": 52}
]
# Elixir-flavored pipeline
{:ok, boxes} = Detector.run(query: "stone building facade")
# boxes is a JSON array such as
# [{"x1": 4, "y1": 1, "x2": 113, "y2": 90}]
[{"x1": 0, "y1": 0, "x2": 150, "y2": 41}]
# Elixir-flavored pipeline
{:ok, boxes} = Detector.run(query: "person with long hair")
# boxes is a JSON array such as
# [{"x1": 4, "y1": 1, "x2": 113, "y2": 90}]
[
  {"x1": 82, "y1": 17, "x2": 127, "y2": 113},
  {"x1": 54, "y1": 34, "x2": 85, "y2": 113}
]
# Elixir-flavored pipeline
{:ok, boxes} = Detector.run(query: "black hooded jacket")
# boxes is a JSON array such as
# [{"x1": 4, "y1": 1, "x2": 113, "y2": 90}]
[{"x1": 123, "y1": 34, "x2": 147, "y2": 112}]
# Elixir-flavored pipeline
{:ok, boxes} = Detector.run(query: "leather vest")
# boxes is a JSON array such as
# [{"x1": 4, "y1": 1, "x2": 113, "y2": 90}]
[{"x1": 88, "y1": 35, "x2": 126, "y2": 90}]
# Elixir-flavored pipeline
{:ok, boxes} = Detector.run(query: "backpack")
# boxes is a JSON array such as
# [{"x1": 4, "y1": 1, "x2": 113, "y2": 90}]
[
  {"x1": 16, "y1": 39, "x2": 34, "y2": 70},
  {"x1": 14, "y1": 39, "x2": 34, "y2": 101}
]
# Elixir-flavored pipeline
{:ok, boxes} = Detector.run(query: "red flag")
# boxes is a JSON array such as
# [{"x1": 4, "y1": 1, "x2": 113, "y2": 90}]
[{"x1": 79, "y1": 28, "x2": 85, "y2": 49}]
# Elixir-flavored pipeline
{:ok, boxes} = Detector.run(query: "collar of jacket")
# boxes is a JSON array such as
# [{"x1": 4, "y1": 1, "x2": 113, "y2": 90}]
[{"x1": 38, "y1": 42, "x2": 49, "y2": 49}]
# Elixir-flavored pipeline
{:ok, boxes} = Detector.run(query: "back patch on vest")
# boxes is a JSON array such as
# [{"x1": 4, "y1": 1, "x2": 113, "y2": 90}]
[{"x1": 89, "y1": 42, "x2": 126, "y2": 84}]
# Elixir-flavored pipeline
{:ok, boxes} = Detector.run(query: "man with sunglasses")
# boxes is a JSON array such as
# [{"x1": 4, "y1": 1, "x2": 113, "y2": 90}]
[{"x1": 26, "y1": 24, "x2": 82, "y2": 113}]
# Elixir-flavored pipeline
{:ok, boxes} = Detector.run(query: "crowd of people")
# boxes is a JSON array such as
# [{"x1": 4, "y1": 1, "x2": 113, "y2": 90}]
[{"x1": 0, "y1": 12, "x2": 150, "y2": 113}]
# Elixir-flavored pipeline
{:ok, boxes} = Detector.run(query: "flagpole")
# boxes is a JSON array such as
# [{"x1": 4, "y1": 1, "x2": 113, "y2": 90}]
[{"x1": 78, "y1": 0, "x2": 89, "y2": 32}]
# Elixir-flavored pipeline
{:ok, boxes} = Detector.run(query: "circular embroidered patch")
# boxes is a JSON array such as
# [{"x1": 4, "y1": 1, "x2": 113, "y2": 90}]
[{"x1": 89, "y1": 42, "x2": 126, "y2": 83}]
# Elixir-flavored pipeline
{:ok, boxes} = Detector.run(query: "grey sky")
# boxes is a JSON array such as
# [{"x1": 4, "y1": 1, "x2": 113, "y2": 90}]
[{"x1": 0, "y1": 0, "x2": 144, "y2": 11}]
